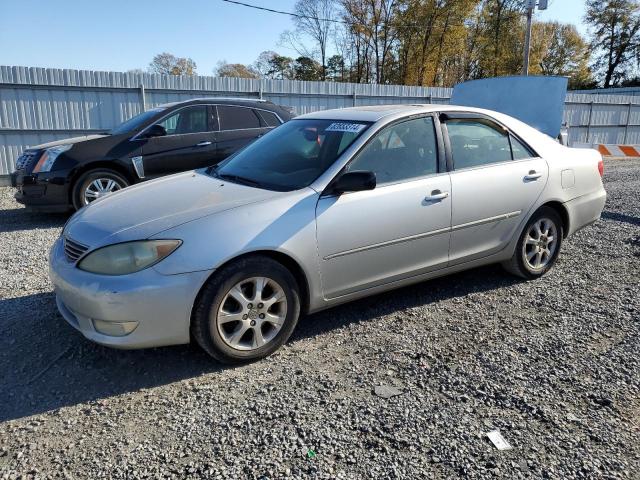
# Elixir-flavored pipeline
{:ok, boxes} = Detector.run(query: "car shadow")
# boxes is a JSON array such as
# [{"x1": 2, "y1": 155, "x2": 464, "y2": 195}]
[
  {"x1": 0, "y1": 263, "x2": 522, "y2": 422},
  {"x1": 601, "y1": 210, "x2": 640, "y2": 227},
  {"x1": 0, "y1": 207, "x2": 70, "y2": 233}
]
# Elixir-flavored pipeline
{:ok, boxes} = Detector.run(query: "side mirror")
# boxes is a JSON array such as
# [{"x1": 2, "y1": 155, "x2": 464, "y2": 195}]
[
  {"x1": 144, "y1": 124, "x2": 167, "y2": 138},
  {"x1": 331, "y1": 171, "x2": 376, "y2": 194}
]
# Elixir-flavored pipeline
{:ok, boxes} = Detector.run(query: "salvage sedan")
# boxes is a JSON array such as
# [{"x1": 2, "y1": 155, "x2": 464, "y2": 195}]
[{"x1": 50, "y1": 105, "x2": 607, "y2": 363}]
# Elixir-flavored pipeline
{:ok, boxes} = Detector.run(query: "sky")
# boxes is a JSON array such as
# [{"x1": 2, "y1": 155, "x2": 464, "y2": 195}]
[{"x1": 0, "y1": 0, "x2": 588, "y2": 75}]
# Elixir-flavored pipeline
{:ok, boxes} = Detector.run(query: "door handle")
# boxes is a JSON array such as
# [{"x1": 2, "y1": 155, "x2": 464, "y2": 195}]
[
  {"x1": 524, "y1": 170, "x2": 542, "y2": 181},
  {"x1": 196, "y1": 141, "x2": 212, "y2": 147},
  {"x1": 424, "y1": 190, "x2": 449, "y2": 202}
]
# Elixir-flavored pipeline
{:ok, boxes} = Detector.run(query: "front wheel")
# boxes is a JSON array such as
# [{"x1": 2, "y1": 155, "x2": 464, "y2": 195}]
[
  {"x1": 191, "y1": 256, "x2": 301, "y2": 363},
  {"x1": 72, "y1": 169, "x2": 129, "y2": 210},
  {"x1": 502, "y1": 206, "x2": 563, "y2": 279}
]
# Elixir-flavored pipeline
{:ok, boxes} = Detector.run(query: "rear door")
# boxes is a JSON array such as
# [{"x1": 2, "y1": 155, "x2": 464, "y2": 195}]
[
  {"x1": 215, "y1": 105, "x2": 271, "y2": 160},
  {"x1": 141, "y1": 105, "x2": 218, "y2": 178},
  {"x1": 442, "y1": 114, "x2": 548, "y2": 264}
]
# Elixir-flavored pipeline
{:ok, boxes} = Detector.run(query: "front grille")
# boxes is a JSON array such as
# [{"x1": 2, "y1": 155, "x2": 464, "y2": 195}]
[
  {"x1": 15, "y1": 151, "x2": 37, "y2": 171},
  {"x1": 64, "y1": 237, "x2": 89, "y2": 263}
]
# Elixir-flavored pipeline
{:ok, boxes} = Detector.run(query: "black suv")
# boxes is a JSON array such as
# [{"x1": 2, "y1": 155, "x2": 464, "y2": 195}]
[{"x1": 11, "y1": 98, "x2": 292, "y2": 211}]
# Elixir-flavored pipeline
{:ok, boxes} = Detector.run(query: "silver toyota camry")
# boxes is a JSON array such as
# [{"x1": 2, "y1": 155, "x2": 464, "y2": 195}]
[{"x1": 49, "y1": 105, "x2": 607, "y2": 363}]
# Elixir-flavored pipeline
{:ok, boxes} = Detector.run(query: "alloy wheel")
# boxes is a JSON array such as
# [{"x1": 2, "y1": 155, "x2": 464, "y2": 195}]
[
  {"x1": 83, "y1": 178, "x2": 123, "y2": 204},
  {"x1": 215, "y1": 277, "x2": 288, "y2": 351},
  {"x1": 522, "y1": 218, "x2": 558, "y2": 270}
]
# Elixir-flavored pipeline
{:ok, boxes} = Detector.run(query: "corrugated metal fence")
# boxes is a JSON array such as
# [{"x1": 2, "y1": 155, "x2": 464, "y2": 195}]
[{"x1": 2, "y1": 65, "x2": 640, "y2": 176}]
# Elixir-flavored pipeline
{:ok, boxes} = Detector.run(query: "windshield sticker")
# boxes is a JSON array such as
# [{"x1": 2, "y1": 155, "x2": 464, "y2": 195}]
[{"x1": 326, "y1": 122, "x2": 367, "y2": 133}]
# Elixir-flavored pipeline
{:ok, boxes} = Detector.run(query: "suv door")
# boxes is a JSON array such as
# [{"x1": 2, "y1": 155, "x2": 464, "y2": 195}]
[
  {"x1": 140, "y1": 105, "x2": 218, "y2": 178},
  {"x1": 215, "y1": 105, "x2": 271, "y2": 159},
  {"x1": 442, "y1": 114, "x2": 548, "y2": 264},
  {"x1": 316, "y1": 115, "x2": 451, "y2": 299}
]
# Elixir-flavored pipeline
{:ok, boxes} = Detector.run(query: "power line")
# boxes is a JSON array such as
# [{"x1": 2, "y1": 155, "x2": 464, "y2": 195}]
[
  {"x1": 221, "y1": 0, "x2": 347, "y2": 24},
  {"x1": 220, "y1": 0, "x2": 468, "y2": 30}
]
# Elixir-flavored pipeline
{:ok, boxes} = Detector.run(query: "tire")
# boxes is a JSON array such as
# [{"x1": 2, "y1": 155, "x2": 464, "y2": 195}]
[
  {"x1": 72, "y1": 169, "x2": 129, "y2": 210},
  {"x1": 502, "y1": 206, "x2": 564, "y2": 279},
  {"x1": 191, "y1": 255, "x2": 301, "y2": 364}
]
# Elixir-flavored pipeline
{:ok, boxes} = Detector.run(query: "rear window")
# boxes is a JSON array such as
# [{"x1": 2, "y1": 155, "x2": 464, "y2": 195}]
[
  {"x1": 257, "y1": 110, "x2": 282, "y2": 127},
  {"x1": 218, "y1": 105, "x2": 261, "y2": 130}
]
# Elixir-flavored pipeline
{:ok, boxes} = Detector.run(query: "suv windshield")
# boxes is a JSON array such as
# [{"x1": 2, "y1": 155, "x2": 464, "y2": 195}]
[
  {"x1": 109, "y1": 107, "x2": 165, "y2": 135},
  {"x1": 212, "y1": 119, "x2": 371, "y2": 191}
]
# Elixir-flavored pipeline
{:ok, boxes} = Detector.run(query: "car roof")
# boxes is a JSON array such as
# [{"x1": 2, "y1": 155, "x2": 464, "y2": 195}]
[
  {"x1": 158, "y1": 97, "x2": 277, "y2": 109},
  {"x1": 297, "y1": 104, "x2": 497, "y2": 122}
]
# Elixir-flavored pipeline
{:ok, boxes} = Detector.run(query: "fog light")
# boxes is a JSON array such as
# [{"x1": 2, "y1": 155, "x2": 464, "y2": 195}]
[{"x1": 92, "y1": 319, "x2": 138, "y2": 337}]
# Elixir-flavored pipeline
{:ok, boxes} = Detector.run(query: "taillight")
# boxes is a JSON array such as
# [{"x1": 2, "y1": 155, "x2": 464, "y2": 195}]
[{"x1": 597, "y1": 159, "x2": 604, "y2": 177}]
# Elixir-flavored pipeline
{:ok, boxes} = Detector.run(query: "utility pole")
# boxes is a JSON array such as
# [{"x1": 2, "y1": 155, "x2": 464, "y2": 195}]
[{"x1": 522, "y1": 0, "x2": 548, "y2": 76}]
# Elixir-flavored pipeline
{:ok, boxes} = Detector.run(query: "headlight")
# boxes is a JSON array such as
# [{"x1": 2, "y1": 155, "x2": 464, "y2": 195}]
[
  {"x1": 77, "y1": 240, "x2": 182, "y2": 275},
  {"x1": 32, "y1": 144, "x2": 72, "y2": 173}
]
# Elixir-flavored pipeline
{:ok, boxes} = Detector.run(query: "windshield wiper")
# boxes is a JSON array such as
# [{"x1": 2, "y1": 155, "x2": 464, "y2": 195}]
[{"x1": 217, "y1": 173, "x2": 263, "y2": 188}]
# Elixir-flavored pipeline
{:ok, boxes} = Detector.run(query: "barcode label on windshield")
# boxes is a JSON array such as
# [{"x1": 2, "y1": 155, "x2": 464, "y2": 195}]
[{"x1": 326, "y1": 122, "x2": 366, "y2": 133}]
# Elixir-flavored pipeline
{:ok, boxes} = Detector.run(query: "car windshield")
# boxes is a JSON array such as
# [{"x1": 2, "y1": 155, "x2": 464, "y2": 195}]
[
  {"x1": 109, "y1": 107, "x2": 165, "y2": 135},
  {"x1": 211, "y1": 119, "x2": 371, "y2": 191}
]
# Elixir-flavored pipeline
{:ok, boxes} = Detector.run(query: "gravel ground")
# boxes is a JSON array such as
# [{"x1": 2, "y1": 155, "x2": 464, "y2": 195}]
[{"x1": 1, "y1": 160, "x2": 639, "y2": 479}]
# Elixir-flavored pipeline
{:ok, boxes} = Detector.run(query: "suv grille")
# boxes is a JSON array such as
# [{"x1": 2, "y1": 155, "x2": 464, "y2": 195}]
[
  {"x1": 64, "y1": 237, "x2": 89, "y2": 263},
  {"x1": 15, "y1": 151, "x2": 37, "y2": 171}
]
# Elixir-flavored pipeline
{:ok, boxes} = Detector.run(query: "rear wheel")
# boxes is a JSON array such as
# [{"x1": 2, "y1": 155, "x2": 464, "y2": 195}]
[
  {"x1": 503, "y1": 206, "x2": 563, "y2": 279},
  {"x1": 72, "y1": 169, "x2": 129, "y2": 210},
  {"x1": 191, "y1": 256, "x2": 301, "y2": 363}
]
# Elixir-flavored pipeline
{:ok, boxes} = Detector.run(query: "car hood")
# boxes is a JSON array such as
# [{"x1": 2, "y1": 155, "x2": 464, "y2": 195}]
[
  {"x1": 64, "y1": 170, "x2": 282, "y2": 247},
  {"x1": 29, "y1": 134, "x2": 110, "y2": 150}
]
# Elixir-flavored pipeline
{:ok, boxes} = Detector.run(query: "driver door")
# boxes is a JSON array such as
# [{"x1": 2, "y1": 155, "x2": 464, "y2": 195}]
[{"x1": 315, "y1": 116, "x2": 452, "y2": 299}]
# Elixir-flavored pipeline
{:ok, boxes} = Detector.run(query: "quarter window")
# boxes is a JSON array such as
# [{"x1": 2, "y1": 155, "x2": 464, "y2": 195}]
[
  {"x1": 510, "y1": 134, "x2": 533, "y2": 160},
  {"x1": 257, "y1": 110, "x2": 282, "y2": 127},
  {"x1": 346, "y1": 117, "x2": 438, "y2": 185},
  {"x1": 158, "y1": 106, "x2": 209, "y2": 135},
  {"x1": 218, "y1": 106, "x2": 261, "y2": 130}
]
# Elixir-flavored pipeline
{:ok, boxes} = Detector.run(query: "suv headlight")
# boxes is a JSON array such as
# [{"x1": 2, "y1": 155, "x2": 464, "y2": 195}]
[
  {"x1": 32, "y1": 144, "x2": 72, "y2": 173},
  {"x1": 77, "y1": 240, "x2": 182, "y2": 275}
]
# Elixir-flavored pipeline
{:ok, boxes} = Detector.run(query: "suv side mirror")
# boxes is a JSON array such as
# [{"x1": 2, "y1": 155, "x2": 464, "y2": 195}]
[
  {"x1": 144, "y1": 124, "x2": 167, "y2": 138},
  {"x1": 331, "y1": 171, "x2": 376, "y2": 194}
]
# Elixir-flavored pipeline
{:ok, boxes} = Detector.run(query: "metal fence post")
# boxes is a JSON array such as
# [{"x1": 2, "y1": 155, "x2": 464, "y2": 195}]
[
  {"x1": 353, "y1": 91, "x2": 357, "y2": 106},
  {"x1": 586, "y1": 101, "x2": 593, "y2": 144},
  {"x1": 624, "y1": 102, "x2": 632, "y2": 144},
  {"x1": 139, "y1": 84, "x2": 146, "y2": 112}
]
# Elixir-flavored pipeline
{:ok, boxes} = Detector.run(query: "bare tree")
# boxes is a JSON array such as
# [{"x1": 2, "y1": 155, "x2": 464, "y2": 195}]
[
  {"x1": 148, "y1": 52, "x2": 197, "y2": 75},
  {"x1": 285, "y1": 0, "x2": 336, "y2": 80}
]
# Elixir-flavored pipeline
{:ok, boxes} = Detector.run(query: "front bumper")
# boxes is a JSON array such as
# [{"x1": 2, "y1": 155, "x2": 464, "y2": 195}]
[
  {"x1": 12, "y1": 169, "x2": 72, "y2": 211},
  {"x1": 49, "y1": 237, "x2": 212, "y2": 349}
]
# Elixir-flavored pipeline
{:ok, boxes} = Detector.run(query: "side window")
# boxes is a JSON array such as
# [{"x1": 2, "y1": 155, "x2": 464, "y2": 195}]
[
  {"x1": 510, "y1": 134, "x2": 533, "y2": 160},
  {"x1": 257, "y1": 110, "x2": 282, "y2": 127},
  {"x1": 158, "y1": 106, "x2": 209, "y2": 135},
  {"x1": 218, "y1": 105, "x2": 261, "y2": 130},
  {"x1": 346, "y1": 116, "x2": 438, "y2": 185},
  {"x1": 446, "y1": 120, "x2": 511, "y2": 169}
]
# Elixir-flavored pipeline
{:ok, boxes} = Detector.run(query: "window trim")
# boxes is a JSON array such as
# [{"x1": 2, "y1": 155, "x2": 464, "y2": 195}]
[
  {"x1": 131, "y1": 103, "x2": 284, "y2": 140},
  {"x1": 440, "y1": 111, "x2": 539, "y2": 171},
  {"x1": 322, "y1": 113, "x2": 445, "y2": 197}
]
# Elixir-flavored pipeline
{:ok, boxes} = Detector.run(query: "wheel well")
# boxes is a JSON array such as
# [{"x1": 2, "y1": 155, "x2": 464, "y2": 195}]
[
  {"x1": 68, "y1": 161, "x2": 135, "y2": 204},
  {"x1": 539, "y1": 201, "x2": 570, "y2": 238},
  {"x1": 195, "y1": 251, "x2": 311, "y2": 315}
]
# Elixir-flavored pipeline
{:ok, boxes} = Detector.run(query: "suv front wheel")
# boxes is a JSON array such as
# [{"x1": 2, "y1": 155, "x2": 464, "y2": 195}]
[{"x1": 72, "y1": 169, "x2": 129, "y2": 209}]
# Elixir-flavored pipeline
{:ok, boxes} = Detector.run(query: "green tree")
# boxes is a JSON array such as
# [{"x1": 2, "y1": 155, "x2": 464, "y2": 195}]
[
  {"x1": 148, "y1": 53, "x2": 197, "y2": 76},
  {"x1": 585, "y1": 0, "x2": 640, "y2": 87},
  {"x1": 293, "y1": 56, "x2": 323, "y2": 80}
]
